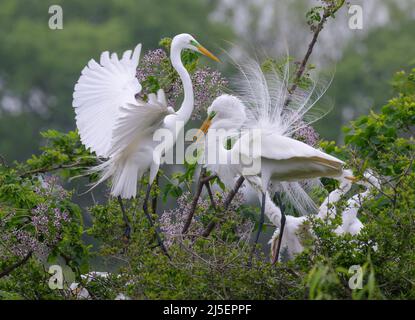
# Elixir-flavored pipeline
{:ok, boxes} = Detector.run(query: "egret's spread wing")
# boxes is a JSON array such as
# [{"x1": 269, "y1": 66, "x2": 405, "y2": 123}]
[
  {"x1": 73, "y1": 44, "x2": 142, "y2": 157},
  {"x1": 108, "y1": 90, "x2": 171, "y2": 157}
]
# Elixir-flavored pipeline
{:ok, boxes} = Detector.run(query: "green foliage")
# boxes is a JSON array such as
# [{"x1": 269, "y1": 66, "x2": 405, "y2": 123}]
[
  {"x1": 0, "y1": 19, "x2": 414, "y2": 299},
  {"x1": 309, "y1": 69, "x2": 415, "y2": 299},
  {"x1": 0, "y1": 168, "x2": 89, "y2": 298}
]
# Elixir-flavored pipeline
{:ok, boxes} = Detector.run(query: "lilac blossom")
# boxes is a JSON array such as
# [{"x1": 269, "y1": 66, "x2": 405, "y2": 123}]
[
  {"x1": 136, "y1": 49, "x2": 167, "y2": 84},
  {"x1": 160, "y1": 192, "x2": 204, "y2": 248},
  {"x1": 36, "y1": 175, "x2": 69, "y2": 200},
  {"x1": 292, "y1": 124, "x2": 320, "y2": 146},
  {"x1": 0, "y1": 175, "x2": 71, "y2": 261},
  {"x1": 160, "y1": 189, "x2": 252, "y2": 248},
  {"x1": 136, "y1": 49, "x2": 228, "y2": 120},
  {"x1": 171, "y1": 67, "x2": 228, "y2": 120}
]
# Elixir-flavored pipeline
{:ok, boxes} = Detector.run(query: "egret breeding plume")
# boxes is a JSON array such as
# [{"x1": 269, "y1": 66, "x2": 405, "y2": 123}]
[{"x1": 199, "y1": 58, "x2": 355, "y2": 258}]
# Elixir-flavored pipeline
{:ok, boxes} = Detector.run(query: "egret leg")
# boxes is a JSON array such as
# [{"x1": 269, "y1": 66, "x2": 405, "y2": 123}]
[
  {"x1": 117, "y1": 196, "x2": 131, "y2": 241},
  {"x1": 250, "y1": 192, "x2": 266, "y2": 261},
  {"x1": 272, "y1": 193, "x2": 286, "y2": 265},
  {"x1": 143, "y1": 183, "x2": 171, "y2": 260}
]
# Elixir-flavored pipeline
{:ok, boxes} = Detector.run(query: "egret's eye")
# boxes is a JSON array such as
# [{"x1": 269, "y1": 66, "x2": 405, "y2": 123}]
[{"x1": 208, "y1": 111, "x2": 217, "y2": 120}]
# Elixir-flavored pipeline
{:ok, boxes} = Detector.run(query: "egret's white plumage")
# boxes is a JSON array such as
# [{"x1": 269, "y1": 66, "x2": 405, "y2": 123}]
[
  {"x1": 266, "y1": 170, "x2": 380, "y2": 261},
  {"x1": 87, "y1": 90, "x2": 174, "y2": 198},
  {"x1": 203, "y1": 58, "x2": 345, "y2": 189},
  {"x1": 73, "y1": 44, "x2": 173, "y2": 198},
  {"x1": 74, "y1": 44, "x2": 143, "y2": 158},
  {"x1": 73, "y1": 34, "x2": 219, "y2": 198},
  {"x1": 200, "y1": 57, "x2": 350, "y2": 258}
]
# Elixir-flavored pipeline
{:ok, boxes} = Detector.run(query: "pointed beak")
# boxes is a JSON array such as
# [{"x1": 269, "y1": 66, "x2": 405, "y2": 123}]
[
  {"x1": 197, "y1": 45, "x2": 220, "y2": 62},
  {"x1": 194, "y1": 118, "x2": 212, "y2": 142},
  {"x1": 344, "y1": 176, "x2": 358, "y2": 182}
]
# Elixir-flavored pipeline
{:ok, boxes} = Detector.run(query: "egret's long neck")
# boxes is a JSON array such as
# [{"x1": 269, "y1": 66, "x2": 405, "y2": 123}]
[
  {"x1": 317, "y1": 180, "x2": 351, "y2": 219},
  {"x1": 171, "y1": 46, "x2": 193, "y2": 123},
  {"x1": 261, "y1": 192, "x2": 282, "y2": 227}
]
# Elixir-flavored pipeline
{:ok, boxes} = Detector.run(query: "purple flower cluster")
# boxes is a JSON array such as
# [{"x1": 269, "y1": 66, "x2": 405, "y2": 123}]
[
  {"x1": 53, "y1": 207, "x2": 70, "y2": 229},
  {"x1": 0, "y1": 175, "x2": 71, "y2": 261},
  {"x1": 292, "y1": 124, "x2": 320, "y2": 146},
  {"x1": 30, "y1": 201, "x2": 71, "y2": 248},
  {"x1": 160, "y1": 192, "x2": 205, "y2": 248},
  {"x1": 32, "y1": 205, "x2": 50, "y2": 234},
  {"x1": 136, "y1": 49, "x2": 228, "y2": 120},
  {"x1": 34, "y1": 175, "x2": 69, "y2": 200},
  {"x1": 160, "y1": 189, "x2": 252, "y2": 247},
  {"x1": 171, "y1": 67, "x2": 228, "y2": 120},
  {"x1": 14, "y1": 230, "x2": 49, "y2": 258},
  {"x1": 0, "y1": 227, "x2": 49, "y2": 259},
  {"x1": 136, "y1": 49, "x2": 167, "y2": 83}
]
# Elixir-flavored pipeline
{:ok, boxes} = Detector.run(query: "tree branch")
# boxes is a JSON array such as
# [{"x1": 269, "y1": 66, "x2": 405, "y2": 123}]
[
  {"x1": 182, "y1": 168, "x2": 206, "y2": 234},
  {"x1": 20, "y1": 161, "x2": 84, "y2": 177},
  {"x1": 0, "y1": 154, "x2": 7, "y2": 167},
  {"x1": 286, "y1": 1, "x2": 345, "y2": 105},
  {"x1": 0, "y1": 251, "x2": 32, "y2": 279},
  {"x1": 202, "y1": 176, "x2": 245, "y2": 237}
]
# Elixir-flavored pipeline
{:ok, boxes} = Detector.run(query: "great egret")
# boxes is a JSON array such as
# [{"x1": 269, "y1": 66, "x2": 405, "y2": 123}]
[
  {"x1": 198, "y1": 59, "x2": 355, "y2": 257},
  {"x1": 73, "y1": 33, "x2": 219, "y2": 199},
  {"x1": 73, "y1": 34, "x2": 219, "y2": 253}
]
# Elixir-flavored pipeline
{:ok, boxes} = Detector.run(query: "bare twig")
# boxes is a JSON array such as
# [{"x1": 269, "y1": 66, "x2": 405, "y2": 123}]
[
  {"x1": 285, "y1": 1, "x2": 345, "y2": 106},
  {"x1": 0, "y1": 154, "x2": 7, "y2": 167},
  {"x1": 204, "y1": 181, "x2": 217, "y2": 211},
  {"x1": 151, "y1": 173, "x2": 160, "y2": 214},
  {"x1": 202, "y1": 176, "x2": 245, "y2": 237},
  {"x1": 20, "y1": 161, "x2": 84, "y2": 177},
  {"x1": 0, "y1": 251, "x2": 32, "y2": 279},
  {"x1": 182, "y1": 168, "x2": 206, "y2": 234}
]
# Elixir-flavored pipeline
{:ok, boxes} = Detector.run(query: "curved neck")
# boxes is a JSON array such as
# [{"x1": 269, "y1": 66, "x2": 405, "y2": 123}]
[
  {"x1": 318, "y1": 181, "x2": 351, "y2": 219},
  {"x1": 171, "y1": 46, "x2": 194, "y2": 123},
  {"x1": 263, "y1": 192, "x2": 282, "y2": 227}
]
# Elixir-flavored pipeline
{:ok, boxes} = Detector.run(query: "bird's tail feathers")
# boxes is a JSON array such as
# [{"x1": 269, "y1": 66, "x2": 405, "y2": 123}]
[{"x1": 86, "y1": 156, "x2": 140, "y2": 199}]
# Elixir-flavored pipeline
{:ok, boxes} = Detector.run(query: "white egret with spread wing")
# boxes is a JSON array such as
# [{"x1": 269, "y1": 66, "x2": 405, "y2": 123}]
[
  {"x1": 73, "y1": 33, "x2": 219, "y2": 199},
  {"x1": 73, "y1": 34, "x2": 219, "y2": 252}
]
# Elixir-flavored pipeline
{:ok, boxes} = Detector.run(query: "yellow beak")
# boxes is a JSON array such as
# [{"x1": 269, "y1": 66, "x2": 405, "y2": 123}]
[
  {"x1": 197, "y1": 45, "x2": 220, "y2": 62},
  {"x1": 194, "y1": 118, "x2": 212, "y2": 142},
  {"x1": 344, "y1": 176, "x2": 358, "y2": 182}
]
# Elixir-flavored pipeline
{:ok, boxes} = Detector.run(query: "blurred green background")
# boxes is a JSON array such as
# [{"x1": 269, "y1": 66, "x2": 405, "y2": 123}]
[{"x1": 0, "y1": 0, "x2": 414, "y2": 161}]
